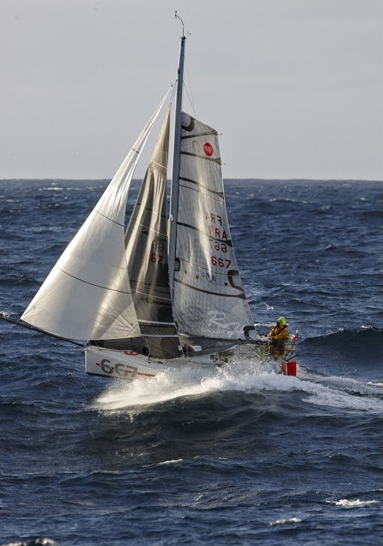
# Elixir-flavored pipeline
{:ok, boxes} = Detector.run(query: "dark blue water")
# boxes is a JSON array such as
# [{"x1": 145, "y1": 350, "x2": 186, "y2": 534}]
[{"x1": 0, "y1": 179, "x2": 382, "y2": 546}]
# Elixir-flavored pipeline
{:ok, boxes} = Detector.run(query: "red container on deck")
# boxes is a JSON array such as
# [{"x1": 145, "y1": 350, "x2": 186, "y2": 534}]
[{"x1": 282, "y1": 361, "x2": 297, "y2": 376}]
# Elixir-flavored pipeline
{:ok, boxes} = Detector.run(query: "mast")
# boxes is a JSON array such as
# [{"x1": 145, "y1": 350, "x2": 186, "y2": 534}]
[{"x1": 168, "y1": 15, "x2": 186, "y2": 298}]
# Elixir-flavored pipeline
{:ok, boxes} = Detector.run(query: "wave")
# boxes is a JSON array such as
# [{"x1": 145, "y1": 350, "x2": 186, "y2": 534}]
[
  {"x1": 0, "y1": 272, "x2": 40, "y2": 288},
  {"x1": 0, "y1": 540, "x2": 60, "y2": 546},
  {"x1": 295, "y1": 368, "x2": 382, "y2": 414},
  {"x1": 270, "y1": 517, "x2": 302, "y2": 526},
  {"x1": 327, "y1": 498, "x2": 379, "y2": 508},
  {"x1": 92, "y1": 356, "x2": 382, "y2": 418},
  {"x1": 301, "y1": 327, "x2": 383, "y2": 365}
]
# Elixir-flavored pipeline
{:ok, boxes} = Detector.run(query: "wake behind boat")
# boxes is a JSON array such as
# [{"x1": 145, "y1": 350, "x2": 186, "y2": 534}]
[{"x1": 1, "y1": 19, "x2": 297, "y2": 379}]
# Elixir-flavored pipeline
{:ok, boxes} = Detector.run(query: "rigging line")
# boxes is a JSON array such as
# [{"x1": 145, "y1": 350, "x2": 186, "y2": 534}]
[
  {"x1": 169, "y1": 80, "x2": 177, "y2": 105},
  {"x1": 184, "y1": 58, "x2": 196, "y2": 118},
  {"x1": 174, "y1": 10, "x2": 196, "y2": 117},
  {"x1": 183, "y1": 78, "x2": 196, "y2": 117}
]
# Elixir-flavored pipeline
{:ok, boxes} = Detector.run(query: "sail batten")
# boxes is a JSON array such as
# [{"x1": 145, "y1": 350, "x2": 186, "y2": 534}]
[
  {"x1": 178, "y1": 181, "x2": 225, "y2": 201},
  {"x1": 176, "y1": 222, "x2": 234, "y2": 246},
  {"x1": 174, "y1": 278, "x2": 248, "y2": 300},
  {"x1": 181, "y1": 151, "x2": 222, "y2": 165},
  {"x1": 181, "y1": 130, "x2": 217, "y2": 140},
  {"x1": 179, "y1": 176, "x2": 224, "y2": 197}
]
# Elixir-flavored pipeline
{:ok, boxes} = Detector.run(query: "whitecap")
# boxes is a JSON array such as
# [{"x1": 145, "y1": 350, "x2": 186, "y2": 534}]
[
  {"x1": 270, "y1": 517, "x2": 302, "y2": 526},
  {"x1": 328, "y1": 498, "x2": 379, "y2": 508}
]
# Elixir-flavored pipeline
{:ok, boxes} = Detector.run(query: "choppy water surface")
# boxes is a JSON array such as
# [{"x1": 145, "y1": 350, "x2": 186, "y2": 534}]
[{"x1": 0, "y1": 179, "x2": 382, "y2": 545}]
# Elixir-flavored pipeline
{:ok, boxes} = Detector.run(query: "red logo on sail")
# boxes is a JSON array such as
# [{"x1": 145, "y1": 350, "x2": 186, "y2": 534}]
[{"x1": 204, "y1": 142, "x2": 214, "y2": 157}]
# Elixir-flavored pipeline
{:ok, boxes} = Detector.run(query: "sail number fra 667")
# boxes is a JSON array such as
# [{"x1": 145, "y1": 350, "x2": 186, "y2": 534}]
[{"x1": 211, "y1": 256, "x2": 232, "y2": 268}]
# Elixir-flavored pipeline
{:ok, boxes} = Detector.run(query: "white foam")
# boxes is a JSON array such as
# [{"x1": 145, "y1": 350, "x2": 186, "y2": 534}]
[
  {"x1": 368, "y1": 381, "x2": 383, "y2": 388},
  {"x1": 328, "y1": 498, "x2": 379, "y2": 508},
  {"x1": 300, "y1": 378, "x2": 383, "y2": 414},
  {"x1": 270, "y1": 517, "x2": 302, "y2": 526},
  {"x1": 92, "y1": 361, "x2": 299, "y2": 414},
  {"x1": 91, "y1": 359, "x2": 382, "y2": 416},
  {"x1": 295, "y1": 368, "x2": 383, "y2": 414},
  {"x1": 157, "y1": 459, "x2": 183, "y2": 466}
]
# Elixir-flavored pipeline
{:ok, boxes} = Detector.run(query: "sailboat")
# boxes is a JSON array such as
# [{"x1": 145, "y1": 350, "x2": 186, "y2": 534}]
[{"x1": 4, "y1": 24, "x2": 297, "y2": 379}]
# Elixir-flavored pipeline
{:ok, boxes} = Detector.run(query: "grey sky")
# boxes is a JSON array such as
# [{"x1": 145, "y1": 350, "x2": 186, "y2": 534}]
[{"x1": 1, "y1": 0, "x2": 382, "y2": 180}]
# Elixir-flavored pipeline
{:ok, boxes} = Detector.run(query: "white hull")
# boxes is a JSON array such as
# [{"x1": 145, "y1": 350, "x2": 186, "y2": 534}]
[
  {"x1": 85, "y1": 345, "x2": 224, "y2": 379},
  {"x1": 85, "y1": 345, "x2": 297, "y2": 380}
]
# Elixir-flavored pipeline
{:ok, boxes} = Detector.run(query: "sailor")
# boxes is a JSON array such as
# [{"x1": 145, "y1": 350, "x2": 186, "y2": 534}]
[{"x1": 268, "y1": 317, "x2": 289, "y2": 357}]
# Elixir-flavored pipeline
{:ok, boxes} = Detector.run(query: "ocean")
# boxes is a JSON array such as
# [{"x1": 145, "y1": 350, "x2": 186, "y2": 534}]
[{"x1": 0, "y1": 179, "x2": 382, "y2": 545}]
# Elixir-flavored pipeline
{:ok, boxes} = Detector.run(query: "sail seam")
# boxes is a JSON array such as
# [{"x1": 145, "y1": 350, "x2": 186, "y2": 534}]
[
  {"x1": 57, "y1": 267, "x2": 132, "y2": 294},
  {"x1": 94, "y1": 208, "x2": 125, "y2": 227},
  {"x1": 149, "y1": 159, "x2": 167, "y2": 170},
  {"x1": 129, "y1": 219, "x2": 165, "y2": 237}
]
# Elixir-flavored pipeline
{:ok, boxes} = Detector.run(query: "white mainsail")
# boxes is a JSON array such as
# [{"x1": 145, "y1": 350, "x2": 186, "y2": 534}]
[
  {"x1": 171, "y1": 113, "x2": 254, "y2": 341},
  {"x1": 21, "y1": 93, "x2": 169, "y2": 341}
]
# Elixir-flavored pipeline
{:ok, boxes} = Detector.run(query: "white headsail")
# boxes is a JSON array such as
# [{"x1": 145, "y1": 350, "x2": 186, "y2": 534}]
[{"x1": 21, "y1": 93, "x2": 169, "y2": 341}]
